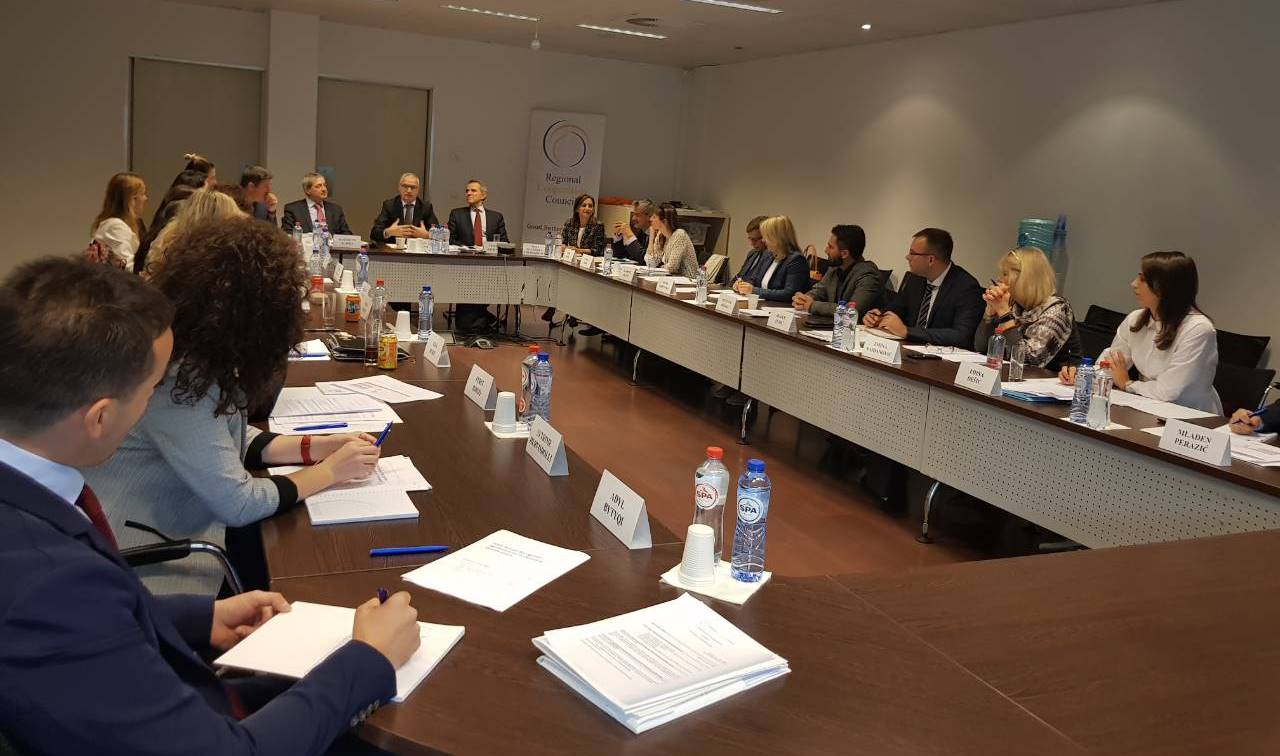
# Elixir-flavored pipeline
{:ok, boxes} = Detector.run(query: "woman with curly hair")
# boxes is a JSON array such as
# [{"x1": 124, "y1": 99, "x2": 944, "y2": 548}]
[{"x1": 84, "y1": 216, "x2": 381, "y2": 595}]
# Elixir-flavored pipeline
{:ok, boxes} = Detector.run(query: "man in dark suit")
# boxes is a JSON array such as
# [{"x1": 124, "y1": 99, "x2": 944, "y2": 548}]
[
  {"x1": 864, "y1": 228, "x2": 984, "y2": 348},
  {"x1": 609, "y1": 198, "x2": 653, "y2": 263},
  {"x1": 240, "y1": 165, "x2": 276, "y2": 225},
  {"x1": 794, "y1": 224, "x2": 886, "y2": 328},
  {"x1": 281, "y1": 172, "x2": 353, "y2": 235},
  {"x1": 446, "y1": 179, "x2": 507, "y2": 247},
  {"x1": 370, "y1": 172, "x2": 438, "y2": 246},
  {"x1": 0, "y1": 257, "x2": 420, "y2": 755}
]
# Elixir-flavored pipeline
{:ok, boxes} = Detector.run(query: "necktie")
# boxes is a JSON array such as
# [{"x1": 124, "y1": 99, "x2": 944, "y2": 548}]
[
  {"x1": 403, "y1": 204, "x2": 411, "y2": 225},
  {"x1": 315, "y1": 203, "x2": 326, "y2": 225},
  {"x1": 75, "y1": 485, "x2": 119, "y2": 551},
  {"x1": 473, "y1": 210, "x2": 484, "y2": 246},
  {"x1": 917, "y1": 283, "x2": 936, "y2": 329}
]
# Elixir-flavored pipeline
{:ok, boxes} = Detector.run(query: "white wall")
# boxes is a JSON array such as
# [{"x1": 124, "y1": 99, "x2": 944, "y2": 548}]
[
  {"x1": 682, "y1": 0, "x2": 1280, "y2": 365},
  {"x1": 0, "y1": 0, "x2": 684, "y2": 273}
]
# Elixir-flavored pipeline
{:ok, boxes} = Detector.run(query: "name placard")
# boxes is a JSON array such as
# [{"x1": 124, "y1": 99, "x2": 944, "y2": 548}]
[
  {"x1": 331, "y1": 263, "x2": 344, "y2": 287},
  {"x1": 953, "y1": 363, "x2": 1002, "y2": 396},
  {"x1": 860, "y1": 334, "x2": 902, "y2": 365},
  {"x1": 523, "y1": 242, "x2": 546, "y2": 256},
  {"x1": 618, "y1": 266, "x2": 637, "y2": 283},
  {"x1": 464, "y1": 364, "x2": 497, "y2": 411},
  {"x1": 561, "y1": 248, "x2": 576, "y2": 264},
  {"x1": 331, "y1": 234, "x2": 363, "y2": 251},
  {"x1": 766, "y1": 310, "x2": 798, "y2": 334},
  {"x1": 655, "y1": 279, "x2": 677, "y2": 296},
  {"x1": 1158, "y1": 419, "x2": 1232, "y2": 466},
  {"x1": 526, "y1": 416, "x2": 568, "y2": 476},
  {"x1": 423, "y1": 331, "x2": 451, "y2": 368},
  {"x1": 406, "y1": 238, "x2": 428, "y2": 253},
  {"x1": 578, "y1": 255, "x2": 595, "y2": 270},
  {"x1": 589, "y1": 470, "x2": 651, "y2": 549},
  {"x1": 482, "y1": 241, "x2": 500, "y2": 255},
  {"x1": 715, "y1": 293, "x2": 744, "y2": 315}
]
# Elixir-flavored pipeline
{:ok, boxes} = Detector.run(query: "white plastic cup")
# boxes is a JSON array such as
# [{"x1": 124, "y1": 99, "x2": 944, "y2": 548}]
[
  {"x1": 493, "y1": 392, "x2": 518, "y2": 433},
  {"x1": 747, "y1": 294, "x2": 760, "y2": 310},
  {"x1": 340, "y1": 269, "x2": 355, "y2": 289},
  {"x1": 395, "y1": 310, "x2": 412, "y2": 339},
  {"x1": 678, "y1": 524, "x2": 717, "y2": 586}
]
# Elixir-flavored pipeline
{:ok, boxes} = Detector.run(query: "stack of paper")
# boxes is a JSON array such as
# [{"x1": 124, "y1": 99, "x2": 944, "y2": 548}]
[
  {"x1": 1109, "y1": 392, "x2": 1215, "y2": 420},
  {"x1": 533, "y1": 593, "x2": 789, "y2": 733},
  {"x1": 800, "y1": 329, "x2": 834, "y2": 343},
  {"x1": 903, "y1": 345, "x2": 989, "y2": 363},
  {"x1": 401, "y1": 530, "x2": 589, "y2": 612},
  {"x1": 289, "y1": 339, "x2": 331, "y2": 362},
  {"x1": 316, "y1": 374, "x2": 443, "y2": 404},
  {"x1": 268, "y1": 386, "x2": 403, "y2": 434},
  {"x1": 1002, "y1": 378, "x2": 1076, "y2": 403},
  {"x1": 214, "y1": 601, "x2": 463, "y2": 702},
  {"x1": 270, "y1": 455, "x2": 428, "y2": 525}
]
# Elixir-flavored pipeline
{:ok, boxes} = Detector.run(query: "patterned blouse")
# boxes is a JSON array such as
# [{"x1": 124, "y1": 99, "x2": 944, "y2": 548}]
[
  {"x1": 644, "y1": 228, "x2": 700, "y2": 278},
  {"x1": 561, "y1": 220, "x2": 606, "y2": 256},
  {"x1": 976, "y1": 295, "x2": 1076, "y2": 369}
]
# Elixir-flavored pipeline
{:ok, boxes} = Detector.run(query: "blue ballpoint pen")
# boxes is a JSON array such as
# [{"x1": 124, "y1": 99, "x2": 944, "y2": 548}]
[
  {"x1": 377, "y1": 587, "x2": 388, "y2": 604},
  {"x1": 292, "y1": 421, "x2": 349, "y2": 431},
  {"x1": 370, "y1": 545, "x2": 450, "y2": 557},
  {"x1": 374, "y1": 422, "x2": 393, "y2": 446}
]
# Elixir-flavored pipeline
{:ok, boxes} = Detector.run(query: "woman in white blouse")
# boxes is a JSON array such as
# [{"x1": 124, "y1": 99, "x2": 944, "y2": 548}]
[
  {"x1": 644, "y1": 202, "x2": 700, "y2": 278},
  {"x1": 1059, "y1": 251, "x2": 1221, "y2": 414},
  {"x1": 90, "y1": 173, "x2": 148, "y2": 270}
]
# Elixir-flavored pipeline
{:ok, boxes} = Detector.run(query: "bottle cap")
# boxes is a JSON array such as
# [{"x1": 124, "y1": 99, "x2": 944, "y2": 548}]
[
  {"x1": 1080, "y1": 357, "x2": 1094, "y2": 366},
  {"x1": 376, "y1": 279, "x2": 385, "y2": 286},
  {"x1": 528, "y1": 344, "x2": 541, "y2": 353},
  {"x1": 705, "y1": 446, "x2": 723, "y2": 460},
  {"x1": 746, "y1": 458, "x2": 765, "y2": 473},
  {"x1": 422, "y1": 285, "x2": 431, "y2": 292},
  {"x1": 537, "y1": 353, "x2": 549, "y2": 362},
  {"x1": 837, "y1": 300, "x2": 846, "y2": 306},
  {"x1": 1098, "y1": 359, "x2": 1112, "y2": 368}
]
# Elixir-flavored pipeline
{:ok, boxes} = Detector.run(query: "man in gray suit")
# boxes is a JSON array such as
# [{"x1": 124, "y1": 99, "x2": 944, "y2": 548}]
[{"x1": 793, "y1": 224, "x2": 885, "y2": 327}]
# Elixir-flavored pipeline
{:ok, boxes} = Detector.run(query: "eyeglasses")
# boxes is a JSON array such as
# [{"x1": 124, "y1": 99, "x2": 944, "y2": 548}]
[{"x1": 906, "y1": 251, "x2": 935, "y2": 258}]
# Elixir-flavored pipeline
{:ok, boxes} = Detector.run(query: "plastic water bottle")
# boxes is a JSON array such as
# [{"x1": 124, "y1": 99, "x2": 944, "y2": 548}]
[
  {"x1": 1087, "y1": 359, "x2": 1113, "y2": 430},
  {"x1": 439, "y1": 224, "x2": 450, "y2": 250},
  {"x1": 308, "y1": 245, "x2": 321, "y2": 281},
  {"x1": 319, "y1": 222, "x2": 331, "y2": 269},
  {"x1": 531, "y1": 353, "x2": 553, "y2": 422},
  {"x1": 292, "y1": 223, "x2": 304, "y2": 257},
  {"x1": 356, "y1": 247, "x2": 370, "y2": 288},
  {"x1": 695, "y1": 265, "x2": 708, "y2": 305},
  {"x1": 519, "y1": 345, "x2": 541, "y2": 423},
  {"x1": 364, "y1": 279, "x2": 386, "y2": 366},
  {"x1": 986, "y1": 332, "x2": 1006, "y2": 371},
  {"x1": 1068, "y1": 357, "x2": 1096, "y2": 424},
  {"x1": 693, "y1": 447, "x2": 731, "y2": 564},
  {"x1": 730, "y1": 459, "x2": 771, "y2": 583},
  {"x1": 603, "y1": 245, "x2": 614, "y2": 275},
  {"x1": 844, "y1": 301, "x2": 859, "y2": 352},
  {"x1": 311, "y1": 224, "x2": 322, "y2": 260},
  {"x1": 543, "y1": 229, "x2": 554, "y2": 258},
  {"x1": 832, "y1": 301, "x2": 847, "y2": 350},
  {"x1": 418, "y1": 286, "x2": 433, "y2": 340}
]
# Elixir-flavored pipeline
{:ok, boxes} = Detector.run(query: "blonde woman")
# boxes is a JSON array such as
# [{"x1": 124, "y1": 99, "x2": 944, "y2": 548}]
[
  {"x1": 143, "y1": 188, "x2": 244, "y2": 277},
  {"x1": 644, "y1": 202, "x2": 699, "y2": 278},
  {"x1": 974, "y1": 246, "x2": 1078, "y2": 370},
  {"x1": 90, "y1": 173, "x2": 148, "y2": 270},
  {"x1": 731, "y1": 215, "x2": 809, "y2": 302}
]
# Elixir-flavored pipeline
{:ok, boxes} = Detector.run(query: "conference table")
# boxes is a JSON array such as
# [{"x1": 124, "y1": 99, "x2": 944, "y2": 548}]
[{"x1": 259, "y1": 287, "x2": 1280, "y2": 753}]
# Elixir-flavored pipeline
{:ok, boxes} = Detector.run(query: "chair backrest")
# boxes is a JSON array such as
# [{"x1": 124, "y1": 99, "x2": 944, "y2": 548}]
[
  {"x1": 1216, "y1": 329, "x2": 1270, "y2": 368},
  {"x1": 1084, "y1": 305, "x2": 1127, "y2": 332},
  {"x1": 1213, "y1": 362, "x2": 1277, "y2": 416},
  {"x1": 877, "y1": 268, "x2": 895, "y2": 296},
  {"x1": 1075, "y1": 321, "x2": 1115, "y2": 361}
]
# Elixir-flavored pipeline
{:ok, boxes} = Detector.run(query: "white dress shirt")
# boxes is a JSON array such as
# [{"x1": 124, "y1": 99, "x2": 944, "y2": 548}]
[
  {"x1": 0, "y1": 437, "x2": 86, "y2": 516},
  {"x1": 92, "y1": 218, "x2": 139, "y2": 270},
  {"x1": 307, "y1": 198, "x2": 326, "y2": 227},
  {"x1": 760, "y1": 258, "x2": 781, "y2": 289},
  {"x1": 1104, "y1": 309, "x2": 1222, "y2": 414}
]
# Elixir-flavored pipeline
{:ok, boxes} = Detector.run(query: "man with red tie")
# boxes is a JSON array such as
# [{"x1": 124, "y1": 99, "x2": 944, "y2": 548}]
[
  {"x1": 446, "y1": 179, "x2": 509, "y2": 334},
  {"x1": 280, "y1": 172, "x2": 353, "y2": 236},
  {"x1": 0, "y1": 257, "x2": 420, "y2": 754}
]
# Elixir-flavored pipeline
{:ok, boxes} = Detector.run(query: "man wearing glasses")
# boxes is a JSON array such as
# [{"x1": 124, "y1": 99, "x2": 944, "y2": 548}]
[
  {"x1": 370, "y1": 172, "x2": 438, "y2": 246},
  {"x1": 863, "y1": 227, "x2": 983, "y2": 348}
]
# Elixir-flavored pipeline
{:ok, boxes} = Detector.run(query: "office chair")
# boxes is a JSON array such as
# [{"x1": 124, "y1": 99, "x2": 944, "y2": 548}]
[
  {"x1": 1074, "y1": 321, "x2": 1115, "y2": 361},
  {"x1": 877, "y1": 268, "x2": 895, "y2": 297},
  {"x1": 120, "y1": 521, "x2": 245, "y2": 595},
  {"x1": 1084, "y1": 304, "x2": 1127, "y2": 332},
  {"x1": 1215, "y1": 329, "x2": 1270, "y2": 368},
  {"x1": 1213, "y1": 363, "x2": 1277, "y2": 416}
]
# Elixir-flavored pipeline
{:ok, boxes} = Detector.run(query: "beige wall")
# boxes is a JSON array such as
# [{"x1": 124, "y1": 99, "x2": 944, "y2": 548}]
[{"x1": 682, "y1": 0, "x2": 1279, "y2": 366}]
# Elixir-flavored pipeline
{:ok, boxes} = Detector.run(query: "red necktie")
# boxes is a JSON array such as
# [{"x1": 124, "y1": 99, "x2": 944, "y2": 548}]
[
  {"x1": 76, "y1": 485, "x2": 119, "y2": 551},
  {"x1": 315, "y1": 203, "x2": 326, "y2": 225},
  {"x1": 473, "y1": 210, "x2": 484, "y2": 246}
]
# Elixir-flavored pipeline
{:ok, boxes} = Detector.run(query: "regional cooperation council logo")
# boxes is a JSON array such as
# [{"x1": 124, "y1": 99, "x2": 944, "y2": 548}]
[{"x1": 542, "y1": 120, "x2": 589, "y2": 168}]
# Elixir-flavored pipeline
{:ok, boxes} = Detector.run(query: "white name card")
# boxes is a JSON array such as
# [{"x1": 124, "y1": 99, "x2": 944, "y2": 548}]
[
  {"x1": 331, "y1": 263, "x2": 344, "y2": 286},
  {"x1": 423, "y1": 331, "x2": 451, "y2": 368},
  {"x1": 526, "y1": 416, "x2": 568, "y2": 476},
  {"x1": 953, "y1": 363, "x2": 1002, "y2": 396},
  {"x1": 522, "y1": 242, "x2": 546, "y2": 256},
  {"x1": 715, "y1": 293, "x2": 744, "y2": 315},
  {"x1": 766, "y1": 310, "x2": 799, "y2": 334},
  {"x1": 331, "y1": 234, "x2": 363, "y2": 251},
  {"x1": 578, "y1": 255, "x2": 595, "y2": 270},
  {"x1": 482, "y1": 240, "x2": 499, "y2": 254},
  {"x1": 655, "y1": 278, "x2": 677, "y2": 296},
  {"x1": 561, "y1": 248, "x2": 576, "y2": 264},
  {"x1": 860, "y1": 334, "x2": 902, "y2": 365},
  {"x1": 589, "y1": 469, "x2": 651, "y2": 550},
  {"x1": 301, "y1": 235, "x2": 315, "y2": 254},
  {"x1": 618, "y1": 266, "x2": 637, "y2": 283},
  {"x1": 1158, "y1": 419, "x2": 1232, "y2": 466},
  {"x1": 406, "y1": 238, "x2": 428, "y2": 253},
  {"x1": 464, "y1": 364, "x2": 497, "y2": 411}
]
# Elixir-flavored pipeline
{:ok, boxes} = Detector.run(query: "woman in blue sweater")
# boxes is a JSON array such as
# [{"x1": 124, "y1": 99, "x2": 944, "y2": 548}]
[{"x1": 730, "y1": 215, "x2": 810, "y2": 303}]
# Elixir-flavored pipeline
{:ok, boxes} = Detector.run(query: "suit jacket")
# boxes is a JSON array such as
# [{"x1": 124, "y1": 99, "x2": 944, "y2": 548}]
[
  {"x1": 250, "y1": 202, "x2": 276, "y2": 226},
  {"x1": 0, "y1": 460, "x2": 394, "y2": 755},
  {"x1": 806, "y1": 258, "x2": 886, "y2": 326},
  {"x1": 561, "y1": 220, "x2": 606, "y2": 256},
  {"x1": 611, "y1": 228, "x2": 648, "y2": 264},
  {"x1": 731, "y1": 249, "x2": 770, "y2": 285},
  {"x1": 883, "y1": 263, "x2": 985, "y2": 347},
  {"x1": 280, "y1": 199, "x2": 352, "y2": 236},
  {"x1": 370, "y1": 196, "x2": 439, "y2": 244},
  {"x1": 1260, "y1": 401, "x2": 1280, "y2": 433},
  {"x1": 740, "y1": 250, "x2": 810, "y2": 303},
  {"x1": 447, "y1": 206, "x2": 507, "y2": 247}
]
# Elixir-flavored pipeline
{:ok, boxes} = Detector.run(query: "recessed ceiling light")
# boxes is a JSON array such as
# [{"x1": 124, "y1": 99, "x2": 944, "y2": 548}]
[
  {"x1": 577, "y1": 24, "x2": 667, "y2": 39},
  {"x1": 684, "y1": 0, "x2": 782, "y2": 13},
  {"x1": 443, "y1": 5, "x2": 539, "y2": 22},
  {"x1": 861, "y1": 23, "x2": 872, "y2": 30}
]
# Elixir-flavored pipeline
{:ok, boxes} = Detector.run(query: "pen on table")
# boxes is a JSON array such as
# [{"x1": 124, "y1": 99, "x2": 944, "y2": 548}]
[
  {"x1": 374, "y1": 422, "x2": 393, "y2": 446},
  {"x1": 377, "y1": 587, "x2": 388, "y2": 604},
  {"x1": 370, "y1": 545, "x2": 450, "y2": 557},
  {"x1": 292, "y1": 422, "x2": 348, "y2": 431}
]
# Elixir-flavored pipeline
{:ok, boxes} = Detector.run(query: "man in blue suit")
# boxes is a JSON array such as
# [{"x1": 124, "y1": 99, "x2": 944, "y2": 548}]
[{"x1": 0, "y1": 257, "x2": 421, "y2": 755}]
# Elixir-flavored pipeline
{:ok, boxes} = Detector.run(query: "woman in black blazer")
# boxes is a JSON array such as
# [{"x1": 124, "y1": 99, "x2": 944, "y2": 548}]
[
  {"x1": 731, "y1": 215, "x2": 810, "y2": 303},
  {"x1": 561, "y1": 194, "x2": 606, "y2": 255}
]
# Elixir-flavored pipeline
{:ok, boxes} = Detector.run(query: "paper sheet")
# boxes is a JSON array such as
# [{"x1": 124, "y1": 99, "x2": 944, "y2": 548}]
[
  {"x1": 659, "y1": 561, "x2": 771, "y2": 606},
  {"x1": 799, "y1": 329, "x2": 833, "y2": 343},
  {"x1": 268, "y1": 386, "x2": 402, "y2": 434},
  {"x1": 289, "y1": 339, "x2": 332, "y2": 362},
  {"x1": 1107, "y1": 392, "x2": 1216, "y2": 420},
  {"x1": 315, "y1": 375, "x2": 443, "y2": 404},
  {"x1": 214, "y1": 601, "x2": 463, "y2": 702},
  {"x1": 401, "y1": 530, "x2": 589, "y2": 612},
  {"x1": 269, "y1": 455, "x2": 431, "y2": 492}
]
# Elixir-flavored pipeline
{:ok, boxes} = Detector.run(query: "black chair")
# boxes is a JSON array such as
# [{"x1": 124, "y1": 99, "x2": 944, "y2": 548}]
[
  {"x1": 1216, "y1": 329, "x2": 1270, "y2": 368},
  {"x1": 877, "y1": 268, "x2": 895, "y2": 296},
  {"x1": 1084, "y1": 305, "x2": 1127, "y2": 332},
  {"x1": 1075, "y1": 321, "x2": 1115, "y2": 361},
  {"x1": 120, "y1": 521, "x2": 245, "y2": 595},
  {"x1": 1213, "y1": 363, "x2": 1276, "y2": 417}
]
